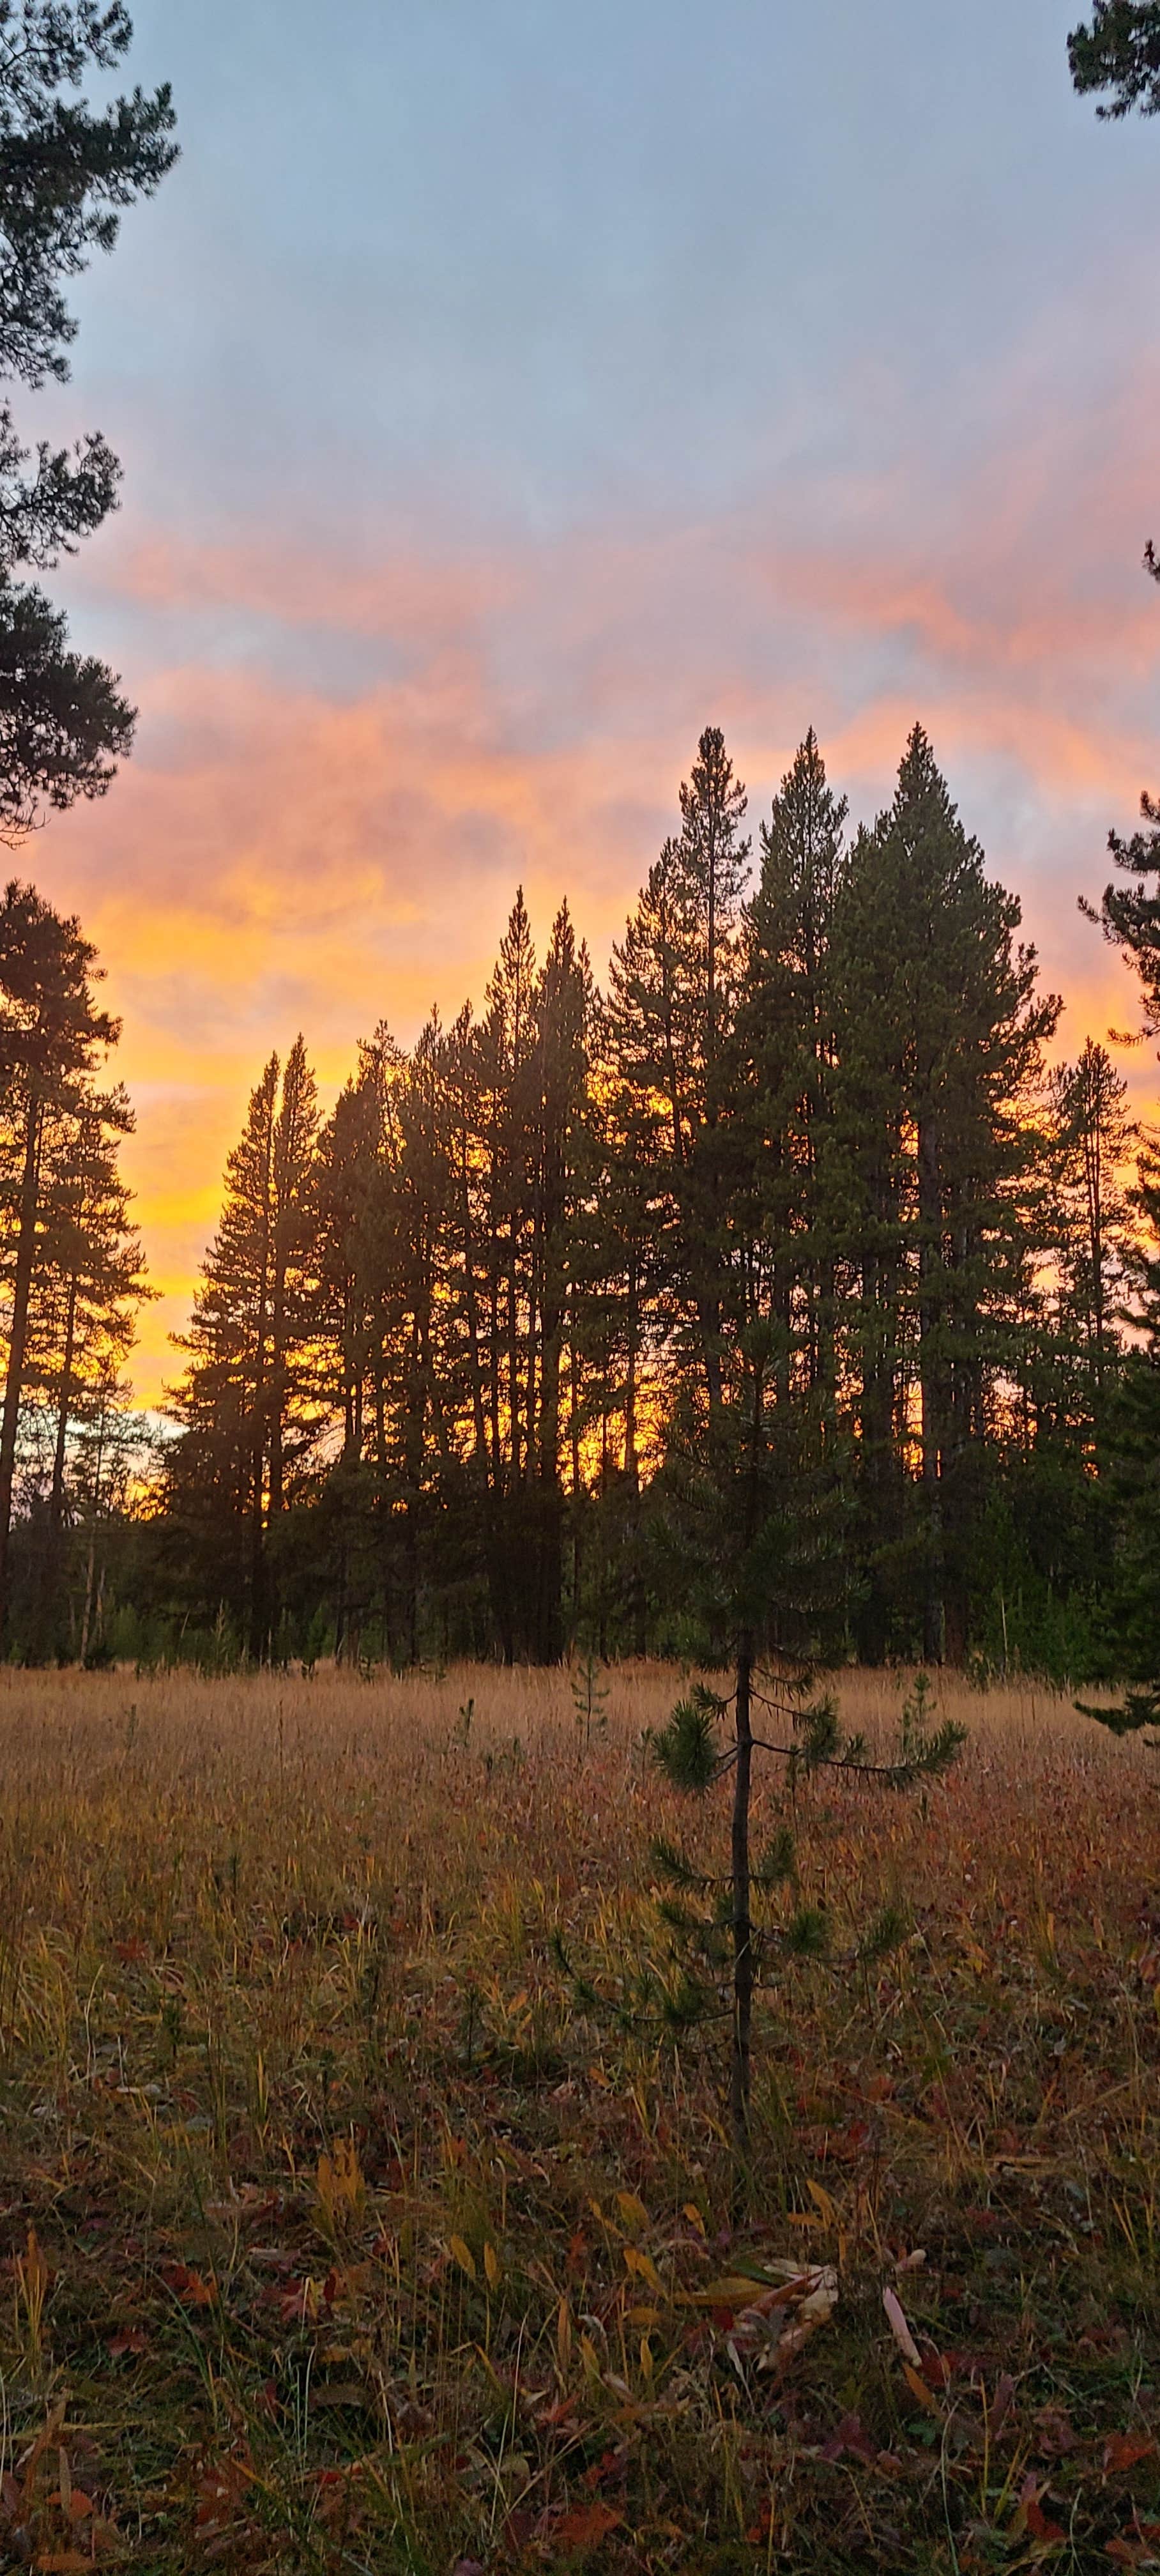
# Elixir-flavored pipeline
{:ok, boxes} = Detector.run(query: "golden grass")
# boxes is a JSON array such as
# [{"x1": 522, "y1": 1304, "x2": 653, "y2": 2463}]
[{"x1": 0, "y1": 1662, "x2": 1157, "y2": 2573}]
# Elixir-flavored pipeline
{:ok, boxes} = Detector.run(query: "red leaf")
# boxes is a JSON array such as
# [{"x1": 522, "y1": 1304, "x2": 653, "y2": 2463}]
[
  {"x1": 537, "y1": 2394, "x2": 584, "y2": 2428},
  {"x1": 581, "y1": 2450, "x2": 622, "y2": 2490},
  {"x1": 820, "y1": 2412, "x2": 878, "y2": 2465},
  {"x1": 983, "y1": 2372, "x2": 1016, "y2": 2437},
  {"x1": 1018, "y1": 2474, "x2": 1065, "y2": 2546},
  {"x1": 1105, "y1": 2435, "x2": 1156, "y2": 2476},
  {"x1": 555, "y1": 2500, "x2": 623, "y2": 2546},
  {"x1": 162, "y1": 2262, "x2": 215, "y2": 2308}
]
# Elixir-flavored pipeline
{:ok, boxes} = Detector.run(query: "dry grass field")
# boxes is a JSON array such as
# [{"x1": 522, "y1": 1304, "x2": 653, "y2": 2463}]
[{"x1": 0, "y1": 1662, "x2": 1157, "y2": 2573}]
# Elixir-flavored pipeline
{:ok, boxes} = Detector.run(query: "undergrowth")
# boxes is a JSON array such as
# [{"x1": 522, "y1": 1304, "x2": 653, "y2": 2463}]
[{"x1": 0, "y1": 1662, "x2": 1156, "y2": 2573}]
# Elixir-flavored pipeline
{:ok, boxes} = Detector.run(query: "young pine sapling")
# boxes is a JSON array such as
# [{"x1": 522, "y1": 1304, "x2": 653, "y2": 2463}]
[{"x1": 652, "y1": 1661, "x2": 965, "y2": 2161}]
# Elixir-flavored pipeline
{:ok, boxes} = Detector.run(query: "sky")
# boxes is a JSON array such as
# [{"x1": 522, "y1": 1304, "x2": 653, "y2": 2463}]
[{"x1": 19, "y1": 0, "x2": 1160, "y2": 1402}]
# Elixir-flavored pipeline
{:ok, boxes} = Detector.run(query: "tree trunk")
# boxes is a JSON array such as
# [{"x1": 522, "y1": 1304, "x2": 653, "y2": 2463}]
[
  {"x1": 79, "y1": 1404, "x2": 107, "y2": 1663},
  {"x1": 248, "y1": 1102, "x2": 275, "y2": 1666},
  {"x1": 917, "y1": 1108, "x2": 945, "y2": 1665},
  {"x1": 0, "y1": 1084, "x2": 43, "y2": 1646},
  {"x1": 857, "y1": 1236, "x2": 898, "y2": 1664},
  {"x1": 730, "y1": 1636, "x2": 754, "y2": 2168},
  {"x1": 31, "y1": 1265, "x2": 78, "y2": 1661}
]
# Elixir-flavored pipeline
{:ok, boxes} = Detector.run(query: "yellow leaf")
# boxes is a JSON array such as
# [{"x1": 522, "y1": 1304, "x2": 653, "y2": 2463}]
[
  {"x1": 639, "y1": 2335, "x2": 654, "y2": 2381},
  {"x1": 616, "y1": 2191, "x2": 650, "y2": 2233},
  {"x1": 448, "y1": 2235, "x2": 477, "y2": 2281},
  {"x1": 685, "y1": 2274, "x2": 802, "y2": 2310},
  {"x1": 807, "y1": 2179, "x2": 838, "y2": 2228},
  {"x1": 623, "y1": 2244, "x2": 662, "y2": 2292},
  {"x1": 580, "y1": 2332, "x2": 601, "y2": 2375},
  {"x1": 903, "y1": 2361, "x2": 940, "y2": 2414},
  {"x1": 484, "y1": 2242, "x2": 501, "y2": 2289},
  {"x1": 683, "y1": 2202, "x2": 706, "y2": 2236},
  {"x1": 316, "y1": 2136, "x2": 365, "y2": 2228}
]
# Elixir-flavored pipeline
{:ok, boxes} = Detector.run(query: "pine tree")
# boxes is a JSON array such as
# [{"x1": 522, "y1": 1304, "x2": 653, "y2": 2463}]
[
  {"x1": 736, "y1": 730, "x2": 848, "y2": 1421},
  {"x1": 0, "y1": 878, "x2": 119, "y2": 1639},
  {"x1": 169, "y1": 1042, "x2": 320, "y2": 1659},
  {"x1": 1076, "y1": 1132, "x2": 1160, "y2": 1734},
  {"x1": 266, "y1": 1034, "x2": 318, "y2": 1523},
  {"x1": 529, "y1": 900, "x2": 592, "y2": 1660},
  {"x1": 1047, "y1": 1039, "x2": 1136, "y2": 1423},
  {"x1": 831, "y1": 728, "x2": 1058, "y2": 1662},
  {"x1": 0, "y1": 5, "x2": 177, "y2": 829},
  {"x1": 20, "y1": 1077, "x2": 149, "y2": 1652},
  {"x1": 606, "y1": 727, "x2": 750, "y2": 1420}
]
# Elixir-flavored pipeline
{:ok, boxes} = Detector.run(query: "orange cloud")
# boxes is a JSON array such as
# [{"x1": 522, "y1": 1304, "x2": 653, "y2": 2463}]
[{"x1": 38, "y1": 451, "x2": 1160, "y2": 1406}]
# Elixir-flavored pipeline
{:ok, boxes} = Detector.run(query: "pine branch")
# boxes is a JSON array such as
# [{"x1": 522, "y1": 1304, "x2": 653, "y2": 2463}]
[{"x1": 1076, "y1": 1688, "x2": 1160, "y2": 1740}]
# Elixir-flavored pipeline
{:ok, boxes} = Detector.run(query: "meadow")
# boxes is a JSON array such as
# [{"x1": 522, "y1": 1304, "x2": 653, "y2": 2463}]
[{"x1": 0, "y1": 1662, "x2": 1157, "y2": 2575}]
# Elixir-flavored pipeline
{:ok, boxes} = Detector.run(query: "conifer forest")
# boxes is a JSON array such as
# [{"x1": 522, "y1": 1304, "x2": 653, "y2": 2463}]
[
  {"x1": 8, "y1": 712, "x2": 1160, "y2": 1695},
  {"x1": 4, "y1": 9, "x2": 1160, "y2": 2576}
]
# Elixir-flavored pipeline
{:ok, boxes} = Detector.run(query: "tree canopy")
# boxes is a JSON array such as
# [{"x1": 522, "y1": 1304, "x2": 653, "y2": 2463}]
[
  {"x1": 1069, "y1": 3, "x2": 1160, "y2": 118},
  {"x1": 0, "y1": 4, "x2": 176, "y2": 834}
]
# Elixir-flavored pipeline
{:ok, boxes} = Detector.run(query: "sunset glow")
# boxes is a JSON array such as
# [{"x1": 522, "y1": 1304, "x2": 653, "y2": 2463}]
[{"x1": 14, "y1": 0, "x2": 1160, "y2": 1403}]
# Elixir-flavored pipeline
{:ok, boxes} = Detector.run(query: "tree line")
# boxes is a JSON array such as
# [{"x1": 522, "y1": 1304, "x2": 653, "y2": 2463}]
[
  {"x1": 4, "y1": 716, "x2": 1157, "y2": 1678},
  {"x1": 2, "y1": 1, "x2": 1160, "y2": 1676}
]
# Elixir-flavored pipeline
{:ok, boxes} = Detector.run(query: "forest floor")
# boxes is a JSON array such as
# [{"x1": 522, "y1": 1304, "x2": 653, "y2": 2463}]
[{"x1": 0, "y1": 1662, "x2": 1157, "y2": 2574}]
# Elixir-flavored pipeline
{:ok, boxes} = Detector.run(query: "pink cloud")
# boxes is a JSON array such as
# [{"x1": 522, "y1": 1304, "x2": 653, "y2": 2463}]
[{"x1": 37, "y1": 423, "x2": 1160, "y2": 1402}]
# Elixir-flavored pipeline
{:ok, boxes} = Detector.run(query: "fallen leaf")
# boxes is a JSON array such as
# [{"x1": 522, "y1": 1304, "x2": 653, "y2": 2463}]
[
  {"x1": 162, "y1": 2262, "x2": 215, "y2": 2308},
  {"x1": 820, "y1": 2412, "x2": 878, "y2": 2464},
  {"x1": 685, "y1": 2273, "x2": 800, "y2": 2309},
  {"x1": 554, "y1": 2500, "x2": 623, "y2": 2545},
  {"x1": 983, "y1": 2372, "x2": 1017, "y2": 2439},
  {"x1": 904, "y1": 2361, "x2": 940, "y2": 2415},
  {"x1": 1016, "y1": 2474, "x2": 1065, "y2": 2545},
  {"x1": 883, "y1": 2285, "x2": 922, "y2": 2366},
  {"x1": 1105, "y1": 2435, "x2": 1156, "y2": 2476}
]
